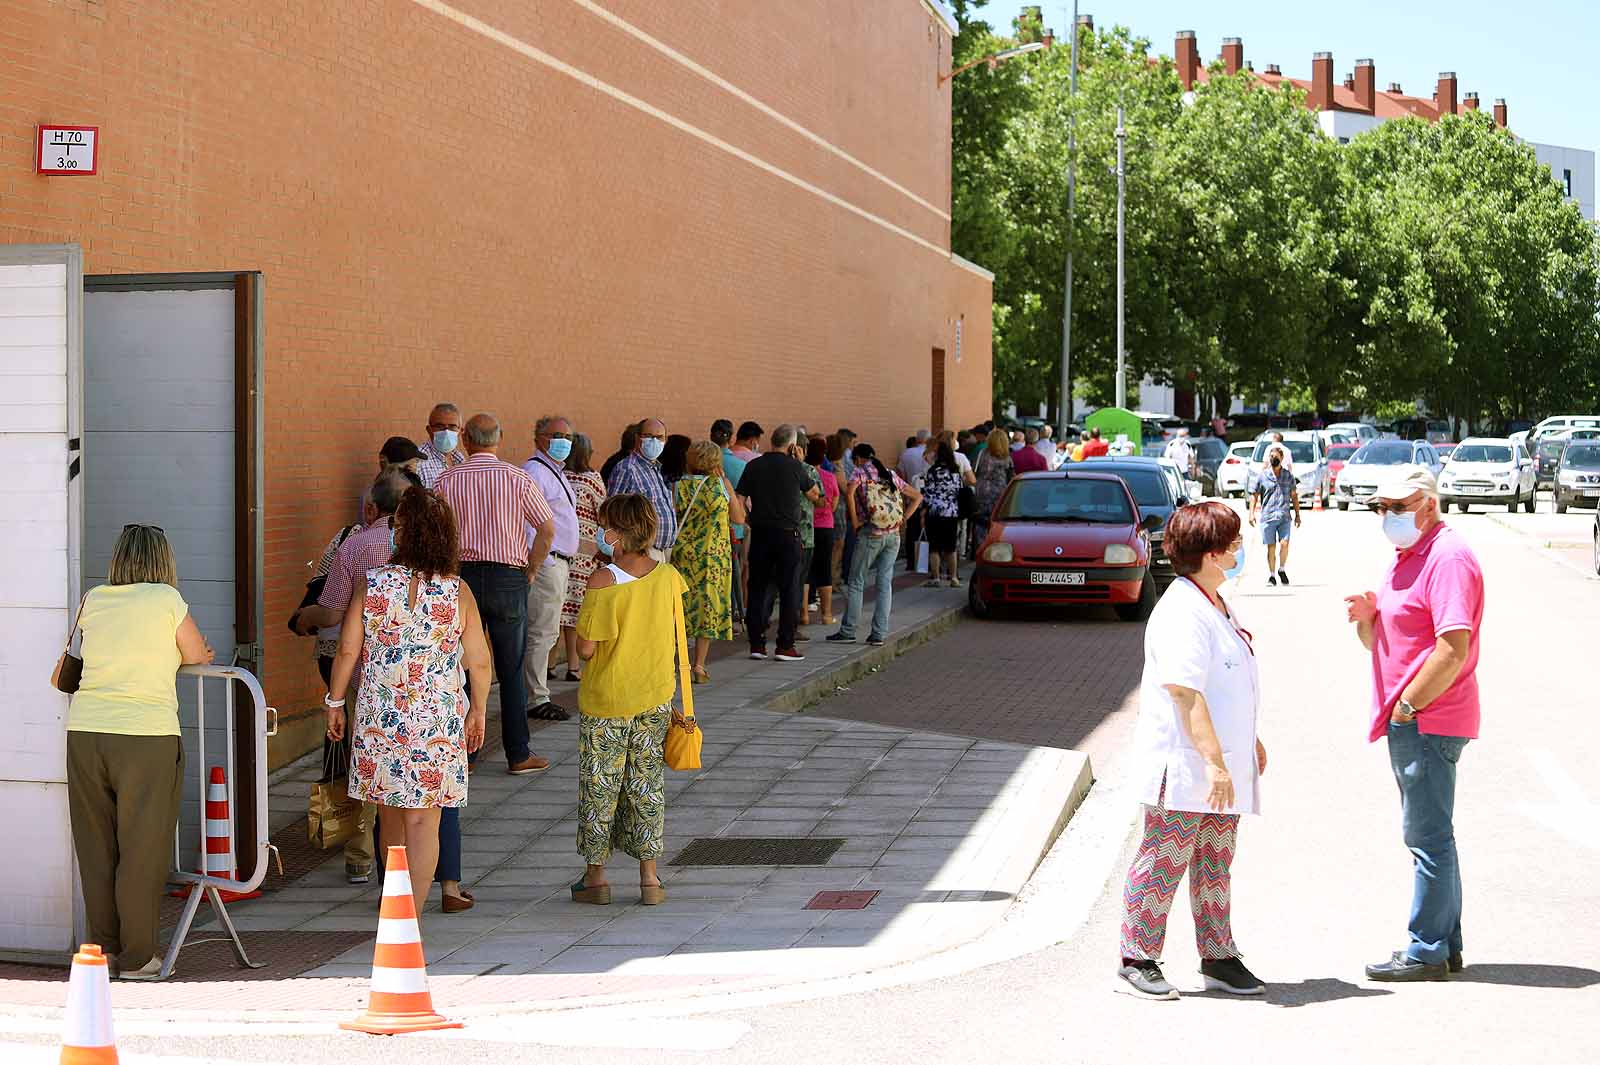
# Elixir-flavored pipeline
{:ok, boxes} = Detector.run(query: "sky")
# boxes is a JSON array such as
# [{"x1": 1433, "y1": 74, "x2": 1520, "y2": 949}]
[{"x1": 1018, "y1": 0, "x2": 1597, "y2": 154}]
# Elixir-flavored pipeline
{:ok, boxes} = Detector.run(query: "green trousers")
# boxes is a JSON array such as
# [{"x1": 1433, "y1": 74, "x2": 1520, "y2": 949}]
[{"x1": 66, "y1": 731, "x2": 183, "y2": 971}]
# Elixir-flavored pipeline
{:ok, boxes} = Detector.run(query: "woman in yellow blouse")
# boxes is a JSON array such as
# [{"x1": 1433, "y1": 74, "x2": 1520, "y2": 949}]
[{"x1": 571, "y1": 493, "x2": 688, "y2": 906}]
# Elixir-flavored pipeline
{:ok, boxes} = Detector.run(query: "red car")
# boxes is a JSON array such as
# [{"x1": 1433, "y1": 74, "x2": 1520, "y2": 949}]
[
  {"x1": 1327, "y1": 442, "x2": 1361, "y2": 495},
  {"x1": 969, "y1": 471, "x2": 1160, "y2": 621}
]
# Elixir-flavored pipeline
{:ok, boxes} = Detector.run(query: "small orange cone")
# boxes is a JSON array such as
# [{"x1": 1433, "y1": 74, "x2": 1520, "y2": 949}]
[
  {"x1": 60, "y1": 943, "x2": 118, "y2": 1064},
  {"x1": 170, "y1": 766, "x2": 259, "y2": 902},
  {"x1": 341, "y1": 846, "x2": 461, "y2": 1035}
]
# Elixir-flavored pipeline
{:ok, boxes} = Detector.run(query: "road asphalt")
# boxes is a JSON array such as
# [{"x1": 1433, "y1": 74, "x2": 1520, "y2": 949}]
[{"x1": 4, "y1": 503, "x2": 1597, "y2": 1063}]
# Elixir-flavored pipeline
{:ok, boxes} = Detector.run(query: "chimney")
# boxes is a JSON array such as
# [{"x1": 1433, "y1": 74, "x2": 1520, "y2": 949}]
[
  {"x1": 1266, "y1": 63, "x2": 1282, "y2": 75},
  {"x1": 1310, "y1": 52, "x2": 1334, "y2": 111},
  {"x1": 1176, "y1": 30, "x2": 1199, "y2": 90},
  {"x1": 1437, "y1": 71, "x2": 1458, "y2": 115},
  {"x1": 1221, "y1": 37, "x2": 1244, "y2": 76},
  {"x1": 1388, "y1": 81, "x2": 1403, "y2": 93},
  {"x1": 1077, "y1": 14, "x2": 1094, "y2": 30},
  {"x1": 1463, "y1": 92, "x2": 1480, "y2": 111},
  {"x1": 1493, "y1": 98, "x2": 1508, "y2": 128},
  {"x1": 1245, "y1": 60, "x2": 1255, "y2": 72},
  {"x1": 1042, "y1": 27, "x2": 1054, "y2": 49},
  {"x1": 1343, "y1": 73, "x2": 1355, "y2": 91},
  {"x1": 1354, "y1": 58, "x2": 1375, "y2": 112}
]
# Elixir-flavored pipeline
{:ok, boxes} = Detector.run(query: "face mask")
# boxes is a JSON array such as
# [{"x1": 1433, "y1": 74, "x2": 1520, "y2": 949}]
[
  {"x1": 1382, "y1": 509, "x2": 1423, "y2": 549},
  {"x1": 1223, "y1": 544, "x2": 1246, "y2": 581},
  {"x1": 1269, "y1": 456, "x2": 1281, "y2": 469},
  {"x1": 595, "y1": 528, "x2": 616, "y2": 557},
  {"x1": 640, "y1": 437, "x2": 665, "y2": 462},
  {"x1": 546, "y1": 437, "x2": 572, "y2": 462},
  {"x1": 432, "y1": 429, "x2": 459, "y2": 454}
]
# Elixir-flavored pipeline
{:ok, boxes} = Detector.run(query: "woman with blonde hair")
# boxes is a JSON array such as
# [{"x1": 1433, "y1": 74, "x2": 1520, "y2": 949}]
[
  {"x1": 672, "y1": 440, "x2": 745, "y2": 683},
  {"x1": 572, "y1": 493, "x2": 690, "y2": 906},
  {"x1": 970, "y1": 428, "x2": 1015, "y2": 556},
  {"x1": 59, "y1": 524, "x2": 215, "y2": 980}
]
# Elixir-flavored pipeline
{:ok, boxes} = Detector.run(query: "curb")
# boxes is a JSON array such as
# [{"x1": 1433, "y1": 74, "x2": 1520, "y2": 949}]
[
  {"x1": 764, "y1": 600, "x2": 966, "y2": 714},
  {"x1": 1486, "y1": 513, "x2": 1597, "y2": 579}
]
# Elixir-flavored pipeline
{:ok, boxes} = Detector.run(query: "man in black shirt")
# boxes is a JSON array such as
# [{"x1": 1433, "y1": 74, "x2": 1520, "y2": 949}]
[{"x1": 737, "y1": 423, "x2": 822, "y2": 661}]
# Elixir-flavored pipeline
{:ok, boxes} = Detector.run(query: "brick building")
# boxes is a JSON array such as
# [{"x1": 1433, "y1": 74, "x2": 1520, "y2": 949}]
[{"x1": 1, "y1": 0, "x2": 993, "y2": 774}]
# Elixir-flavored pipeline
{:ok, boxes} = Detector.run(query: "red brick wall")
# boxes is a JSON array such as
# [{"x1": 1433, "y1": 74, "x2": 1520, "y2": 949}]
[{"x1": 1, "y1": 0, "x2": 992, "y2": 757}]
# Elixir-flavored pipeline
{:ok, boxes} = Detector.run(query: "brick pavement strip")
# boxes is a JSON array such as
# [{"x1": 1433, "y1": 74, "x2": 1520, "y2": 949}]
[{"x1": 0, "y1": 583, "x2": 1096, "y2": 1017}]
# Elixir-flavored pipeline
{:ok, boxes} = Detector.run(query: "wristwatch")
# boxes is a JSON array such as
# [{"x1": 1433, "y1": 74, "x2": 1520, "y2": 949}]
[{"x1": 1394, "y1": 699, "x2": 1420, "y2": 720}]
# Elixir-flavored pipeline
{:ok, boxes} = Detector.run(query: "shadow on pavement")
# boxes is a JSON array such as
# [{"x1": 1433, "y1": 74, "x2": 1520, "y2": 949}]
[
  {"x1": 1265, "y1": 978, "x2": 1394, "y2": 1007},
  {"x1": 1455, "y1": 963, "x2": 1600, "y2": 989}
]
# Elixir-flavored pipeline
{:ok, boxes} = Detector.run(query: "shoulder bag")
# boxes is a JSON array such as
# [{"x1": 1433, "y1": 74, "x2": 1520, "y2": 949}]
[
  {"x1": 52, "y1": 593, "x2": 90, "y2": 695},
  {"x1": 664, "y1": 584, "x2": 703, "y2": 771},
  {"x1": 289, "y1": 523, "x2": 361, "y2": 634}
]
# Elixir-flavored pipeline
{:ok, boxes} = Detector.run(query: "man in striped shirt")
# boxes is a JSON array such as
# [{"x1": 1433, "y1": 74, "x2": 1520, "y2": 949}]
[
  {"x1": 435, "y1": 413, "x2": 556, "y2": 775},
  {"x1": 606, "y1": 416, "x2": 678, "y2": 560}
]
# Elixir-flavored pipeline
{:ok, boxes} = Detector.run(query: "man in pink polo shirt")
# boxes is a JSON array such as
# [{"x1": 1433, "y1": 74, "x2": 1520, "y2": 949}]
[{"x1": 1344, "y1": 465, "x2": 1483, "y2": 983}]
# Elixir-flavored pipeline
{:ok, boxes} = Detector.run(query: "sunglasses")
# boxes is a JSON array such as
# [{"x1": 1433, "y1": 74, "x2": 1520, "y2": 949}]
[
  {"x1": 122, "y1": 523, "x2": 165, "y2": 534},
  {"x1": 1370, "y1": 499, "x2": 1423, "y2": 516}
]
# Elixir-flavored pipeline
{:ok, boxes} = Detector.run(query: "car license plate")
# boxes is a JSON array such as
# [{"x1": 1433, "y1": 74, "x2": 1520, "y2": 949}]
[
  {"x1": 1583, "y1": 488, "x2": 1600, "y2": 497},
  {"x1": 1352, "y1": 486, "x2": 1373, "y2": 495},
  {"x1": 1030, "y1": 571, "x2": 1085, "y2": 585}
]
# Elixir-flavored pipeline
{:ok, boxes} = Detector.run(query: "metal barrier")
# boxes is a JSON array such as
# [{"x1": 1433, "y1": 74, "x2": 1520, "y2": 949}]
[{"x1": 160, "y1": 665, "x2": 279, "y2": 979}]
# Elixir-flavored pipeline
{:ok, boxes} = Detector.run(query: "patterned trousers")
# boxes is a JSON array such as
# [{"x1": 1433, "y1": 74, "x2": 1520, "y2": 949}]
[
  {"x1": 577, "y1": 704, "x2": 670, "y2": 864},
  {"x1": 1119, "y1": 787, "x2": 1240, "y2": 961}
]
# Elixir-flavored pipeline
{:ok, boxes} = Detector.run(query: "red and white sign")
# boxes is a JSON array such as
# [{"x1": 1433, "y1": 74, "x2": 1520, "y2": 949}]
[{"x1": 36, "y1": 125, "x2": 98, "y2": 175}]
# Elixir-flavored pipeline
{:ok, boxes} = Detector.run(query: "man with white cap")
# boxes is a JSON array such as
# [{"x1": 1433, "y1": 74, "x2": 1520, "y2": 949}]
[{"x1": 1343, "y1": 465, "x2": 1484, "y2": 983}]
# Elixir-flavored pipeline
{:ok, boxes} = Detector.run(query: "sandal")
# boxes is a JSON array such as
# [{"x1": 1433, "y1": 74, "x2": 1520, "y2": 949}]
[
  {"x1": 564, "y1": 670, "x2": 582, "y2": 682},
  {"x1": 571, "y1": 875, "x2": 612, "y2": 906},
  {"x1": 640, "y1": 879, "x2": 666, "y2": 906},
  {"x1": 691, "y1": 667, "x2": 711, "y2": 685},
  {"x1": 529, "y1": 701, "x2": 571, "y2": 721}
]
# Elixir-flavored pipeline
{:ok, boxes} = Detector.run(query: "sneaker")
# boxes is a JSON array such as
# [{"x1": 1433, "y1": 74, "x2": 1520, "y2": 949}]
[
  {"x1": 1114, "y1": 959, "x2": 1179, "y2": 1000},
  {"x1": 1277, "y1": 569, "x2": 1290, "y2": 585},
  {"x1": 825, "y1": 632, "x2": 855, "y2": 643},
  {"x1": 774, "y1": 647, "x2": 806, "y2": 662},
  {"x1": 1365, "y1": 950, "x2": 1448, "y2": 982},
  {"x1": 1267, "y1": 574, "x2": 1278, "y2": 587},
  {"x1": 1200, "y1": 956, "x2": 1265, "y2": 996},
  {"x1": 749, "y1": 647, "x2": 769, "y2": 659},
  {"x1": 865, "y1": 636, "x2": 885, "y2": 647},
  {"x1": 116, "y1": 958, "x2": 166, "y2": 982},
  {"x1": 346, "y1": 865, "x2": 372, "y2": 885}
]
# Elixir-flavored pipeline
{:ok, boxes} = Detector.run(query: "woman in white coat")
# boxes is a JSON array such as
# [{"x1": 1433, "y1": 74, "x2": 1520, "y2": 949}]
[{"x1": 1115, "y1": 501, "x2": 1267, "y2": 1000}]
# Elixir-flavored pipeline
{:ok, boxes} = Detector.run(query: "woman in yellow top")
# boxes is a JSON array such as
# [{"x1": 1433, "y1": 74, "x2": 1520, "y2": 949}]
[
  {"x1": 54, "y1": 524, "x2": 214, "y2": 981},
  {"x1": 571, "y1": 493, "x2": 689, "y2": 907}
]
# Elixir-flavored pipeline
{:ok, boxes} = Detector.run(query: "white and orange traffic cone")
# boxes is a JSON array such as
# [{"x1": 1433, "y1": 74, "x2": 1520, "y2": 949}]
[
  {"x1": 170, "y1": 766, "x2": 259, "y2": 902},
  {"x1": 341, "y1": 846, "x2": 461, "y2": 1035},
  {"x1": 60, "y1": 943, "x2": 118, "y2": 1064}
]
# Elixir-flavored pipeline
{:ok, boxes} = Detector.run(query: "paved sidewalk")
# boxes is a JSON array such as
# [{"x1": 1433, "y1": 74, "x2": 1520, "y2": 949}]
[{"x1": 0, "y1": 581, "x2": 1091, "y2": 1018}]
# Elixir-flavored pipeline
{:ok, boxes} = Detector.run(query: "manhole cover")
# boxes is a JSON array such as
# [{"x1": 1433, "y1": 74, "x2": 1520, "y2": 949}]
[
  {"x1": 806, "y1": 890, "x2": 879, "y2": 910},
  {"x1": 669, "y1": 837, "x2": 846, "y2": 867}
]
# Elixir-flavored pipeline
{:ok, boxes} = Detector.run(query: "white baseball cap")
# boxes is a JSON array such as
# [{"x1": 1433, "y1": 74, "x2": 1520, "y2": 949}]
[{"x1": 1374, "y1": 464, "x2": 1438, "y2": 501}]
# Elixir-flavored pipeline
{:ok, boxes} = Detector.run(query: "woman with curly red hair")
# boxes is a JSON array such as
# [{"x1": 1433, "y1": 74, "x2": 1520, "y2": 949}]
[{"x1": 325, "y1": 486, "x2": 492, "y2": 912}]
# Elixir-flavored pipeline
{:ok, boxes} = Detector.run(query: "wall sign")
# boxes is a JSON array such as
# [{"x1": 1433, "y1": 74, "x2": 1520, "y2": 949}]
[{"x1": 36, "y1": 126, "x2": 99, "y2": 175}]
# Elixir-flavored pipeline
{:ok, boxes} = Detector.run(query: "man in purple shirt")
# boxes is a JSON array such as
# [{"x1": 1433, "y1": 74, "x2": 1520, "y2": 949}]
[{"x1": 522, "y1": 415, "x2": 580, "y2": 720}]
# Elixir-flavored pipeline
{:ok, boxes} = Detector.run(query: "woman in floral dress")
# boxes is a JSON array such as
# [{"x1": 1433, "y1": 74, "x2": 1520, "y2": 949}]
[
  {"x1": 672, "y1": 440, "x2": 745, "y2": 683},
  {"x1": 561, "y1": 433, "x2": 606, "y2": 681},
  {"x1": 325, "y1": 486, "x2": 490, "y2": 912}
]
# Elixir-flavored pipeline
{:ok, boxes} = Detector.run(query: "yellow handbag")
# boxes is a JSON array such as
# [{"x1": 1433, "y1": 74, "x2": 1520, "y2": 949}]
[{"x1": 664, "y1": 588, "x2": 703, "y2": 771}]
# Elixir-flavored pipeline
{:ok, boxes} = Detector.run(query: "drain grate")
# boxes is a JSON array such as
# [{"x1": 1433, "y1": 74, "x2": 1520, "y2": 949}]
[
  {"x1": 669, "y1": 837, "x2": 846, "y2": 867},
  {"x1": 806, "y1": 890, "x2": 879, "y2": 910}
]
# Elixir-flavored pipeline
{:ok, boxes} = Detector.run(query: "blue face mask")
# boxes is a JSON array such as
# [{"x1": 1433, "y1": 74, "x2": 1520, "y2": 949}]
[
  {"x1": 432, "y1": 429, "x2": 459, "y2": 454},
  {"x1": 595, "y1": 528, "x2": 616, "y2": 557},
  {"x1": 1223, "y1": 543, "x2": 1246, "y2": 580},
  {"x1": 546, "y1": 437, "x2": 572, "y2": 462},
  {"x1": 640, "y1": 437, "x2": 665, "y2": 462}
]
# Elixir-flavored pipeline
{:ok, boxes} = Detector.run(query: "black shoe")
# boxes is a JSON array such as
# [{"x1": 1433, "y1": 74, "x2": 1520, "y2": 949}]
[
  {"x1": 1201, "y1": 956, "x2": 1265, "y2": 996},
  {"x1": 1277, "y1": 569, "x2": 1290, "y2": 585},
  {"x1": 866, "y1": 636, "x2": 886, "y2": 646},
  {"x1": 1365, "y1": 950, "x2": 1449, "y2": 982},
  {"x1": 825, "y1": 632, "x2": 855, "y2": 643},
  {"x1": 1115, "y1": 958, "x2": 1179, "y2": 1000},
  {"x1": 1448, "y1": 951, "x2": 1464, "y2": 974},
  {"x1": 1267, "y1": 574, "x2": 1278, "y2": 587}
]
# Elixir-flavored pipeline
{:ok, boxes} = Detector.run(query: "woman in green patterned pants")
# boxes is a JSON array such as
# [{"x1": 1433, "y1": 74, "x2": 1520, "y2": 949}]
[{"x1": 571, "y1": 493, "x2": 689, "y2": 906}]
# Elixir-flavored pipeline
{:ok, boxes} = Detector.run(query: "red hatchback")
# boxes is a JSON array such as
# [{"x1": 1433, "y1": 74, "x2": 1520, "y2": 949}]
[
  {"x1": 1327, "y1": 442, "x2": 1361, "y2": 495},
  {"x1": 969, "y1": 471, "x2": 1160, "y2": 621}
]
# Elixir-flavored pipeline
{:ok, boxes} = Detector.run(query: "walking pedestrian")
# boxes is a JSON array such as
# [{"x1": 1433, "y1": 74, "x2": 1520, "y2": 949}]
[
  {"x1": 605, "y1": 416, "x2": 678, "y2": 562},
  {"x1": 1344, "y1": 466, "x2": 1483, "y2": 982},
  {"x1": 522, "y1": 415, "x2": 581, "y2": 721},
  {"x1": 60, "y1": 524, "x2": 215, "y2": 981},
  {"x1": 1164, "y1": 428, "x2": 1198, "y2": 479},
  {"x1": 1116, "y1": 501, "x2": 1265, "y2": 1000},
  {"x1": 570, "y1": 494, "x2": 690, "y2": 907},
  {"x1": 433, "y1": 413, "x2": 555, "y2": 776},
  {"x1": 673, "y1": 440, "x2": 744, "y2": 683},
  {"x1": 1249, "y1": 445, "x2": 1301, "y2": 586},
  {"x1": 736, "y1": 423, "x2": 822, "y2": 662},
  {"x1": 920, "y1": 441, "x2": 968, "y2": 588},
  {"x1": 560, "y1": 434, "x2": 606, "y2": 682},
  {"x1": 416, "y1": 402, "x2": 467, "y2": 490},
  {"x1": 828, "y1": 443, "x2": 921, "y2": 646},
  {"x1": 971, "y1": 428, "x2": 1014, "y2": 557},
  {"x1": 805, "y1": 436, "x2": 841, "y2": 624}
]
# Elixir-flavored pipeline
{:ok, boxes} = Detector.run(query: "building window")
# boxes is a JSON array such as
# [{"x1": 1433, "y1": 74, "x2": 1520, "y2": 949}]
[
  {"x1": 1338, "y1": 136, "x2": 1350, "y2": 145},
  {"x1": 1563, "y1": 168, "x2": 1574, "y2": 197}
]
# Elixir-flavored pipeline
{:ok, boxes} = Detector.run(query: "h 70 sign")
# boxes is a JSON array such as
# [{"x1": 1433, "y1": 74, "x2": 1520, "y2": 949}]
[{"x1": 37, "y1": 125, "x2": 99, "y2": 175}]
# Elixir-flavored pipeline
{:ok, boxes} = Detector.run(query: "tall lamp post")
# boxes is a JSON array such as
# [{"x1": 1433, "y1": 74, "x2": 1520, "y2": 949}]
[
  {"x1": 1114, "y1": 104, "x2": 1127, "y2": 409},
  {"x1": 1059, "y1": 6, "x2": 1085, "y2": 427}
]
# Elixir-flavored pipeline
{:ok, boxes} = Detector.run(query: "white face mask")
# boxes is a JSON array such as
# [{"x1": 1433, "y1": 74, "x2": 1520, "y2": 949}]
[{"x1": 1382, "y1": 509, "x2": 1423, "y2": 549}]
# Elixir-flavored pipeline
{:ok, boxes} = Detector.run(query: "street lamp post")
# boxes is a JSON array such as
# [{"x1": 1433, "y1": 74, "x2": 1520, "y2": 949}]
[
  {"x1": 1058, "y1": 4, "x2": 1081, "y2": 429},
  {"x1": 938, "y1": 41, "x2": 1046, "y2": 85},
  {"x1": 1114, "y1": 105, "x2": 1127, "y2": 410}
]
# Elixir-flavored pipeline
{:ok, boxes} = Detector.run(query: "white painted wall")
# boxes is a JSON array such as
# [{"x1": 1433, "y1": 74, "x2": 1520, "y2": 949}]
[
  {"x1": 1319, "y1": 109, "x2": 1385, "y2": 144},
  {"x1": 1529, "y1": 141, "x2": 1597, "y2": 221}
]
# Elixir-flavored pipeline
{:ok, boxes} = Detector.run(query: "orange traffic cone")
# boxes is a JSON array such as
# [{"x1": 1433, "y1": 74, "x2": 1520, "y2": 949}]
[
  {"x1": 170, "y1": 766, "x2": 259, "y2": 902},
  {"x1": 341, "y1": 846, "x2": 461, "y2": 1035},
  {"x1": 60, "y1": 943, "x2": 118, "y2": 1064}
]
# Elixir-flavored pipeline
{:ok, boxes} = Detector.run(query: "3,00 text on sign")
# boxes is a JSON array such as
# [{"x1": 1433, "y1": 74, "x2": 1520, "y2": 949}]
[{"x1": 36, "y1": 126, "x2": 99, "y2": 175}]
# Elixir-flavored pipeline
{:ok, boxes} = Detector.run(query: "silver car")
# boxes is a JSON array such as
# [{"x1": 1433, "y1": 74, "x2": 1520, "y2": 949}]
[
  {"x1": 1248, "y1": 432, "x2": 1329, "y2": 507},
  {"x1": 1334, "y1": 439, "x2": 1446, "y2": 510}
]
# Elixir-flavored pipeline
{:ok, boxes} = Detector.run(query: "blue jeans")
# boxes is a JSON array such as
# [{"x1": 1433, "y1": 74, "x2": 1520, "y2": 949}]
[
  {"x1": 460, "y1": 562, "x2": 532, "y2": 765},
  {"x1": 1388, "y1": 722, "x2": 1469, "y2": 964},
  {"x1": 838, "y1": 531, "x2": 899, "y2": 641}
]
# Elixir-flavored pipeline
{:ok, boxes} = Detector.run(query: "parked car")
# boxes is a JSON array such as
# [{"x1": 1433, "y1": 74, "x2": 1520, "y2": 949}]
[
  {"x1": 1530, "y1": 414, "x2": 1600, "y2": 441},
  {"x1": 1080, "y1": 456, "x2": 1189, "y2": 590},
  {"x1": 1434, "y1": 442, "x2": 1458, "y2": 461},
  {"x1": 1438, "y1": 438, "x2": 1536, "y2": 513},
  {"x1": 1248, "y1": 432, "x2": 1329, "y2": 506},
  {"x1": 1326, "y1": 442, "x2": 1361, "y2": 496},
  {"x1": 1216, "y1": 441, "x2": 1254, "y2": 497},
  {"x1": 1333, "y1": 439, "x2": 1445, "y2": 509},
  {"x1": 1392, "y1": 417, "x2": 1454, "y2": 443},
  {"x1": 1553, "y1": 441, "x2": 1600, "y2": 513},
  {"x1": 1192, "y1": 436, "x2": 1228, "y2": 497},
  {"x1": 1535, "y1": 437, "x2": 1567, "y2": 492},
  {"x1": 1325, "y1": 421, "x2": 1378, "y2": 442},
  {"x1": 968, "y1": 471, "x2": 1159, "y2": 622}
]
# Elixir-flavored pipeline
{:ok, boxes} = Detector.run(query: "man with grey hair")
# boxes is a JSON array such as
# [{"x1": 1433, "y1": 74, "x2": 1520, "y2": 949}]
[
  {"x1": 435, "y1": 413, "x2": 556, "y2": 775},
  {"x1": 416, "y1": 402, "x2": 466, "y2": 490},
  {"x1": 737, "y1": 423, "x2": 823, "y2": 661},
  {"x1": 606, "y1": 415, "x2": 678, "y2": 561},
  {"x1": 521, "y1": 415, "x2": 580, "y2": 720}
]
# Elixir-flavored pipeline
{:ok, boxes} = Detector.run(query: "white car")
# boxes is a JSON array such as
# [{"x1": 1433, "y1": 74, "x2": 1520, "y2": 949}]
[
  {"x1": 1248, "y1": 432, "x2": 1329, "y2": 506},
  {"x1": 1216, "y1": 441, "x2": 1255, "y2": 497},
  {"x1": 1334, "y1": 439, "x2": 1446, "y2": 510},
  {"x1": 1438, "y1": 438, "x2": 1536, "y2": 513},
  {"x1": 1325, "y1": 421, "x2": 1378, "y2": 442}
]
